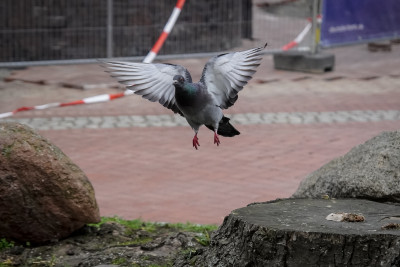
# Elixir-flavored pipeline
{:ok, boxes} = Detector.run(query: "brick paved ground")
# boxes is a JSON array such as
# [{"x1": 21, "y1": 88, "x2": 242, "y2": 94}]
[
  {"x1": 1, "y1": 43, "x2": 400, "y2": 225},
  {"x1": 38, "y1": 121, "x2": 400, "y2": 224}
]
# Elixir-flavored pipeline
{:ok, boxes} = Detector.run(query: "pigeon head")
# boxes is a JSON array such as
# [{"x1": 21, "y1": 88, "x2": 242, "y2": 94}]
[{"x1": 173, "y1": 75, "x2": 185, "y2": 87}]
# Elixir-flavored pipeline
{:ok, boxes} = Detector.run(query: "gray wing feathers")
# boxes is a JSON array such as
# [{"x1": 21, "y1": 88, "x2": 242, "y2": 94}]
[
  {"x1": 200, "y1": 45, "x2": 265, "y2": 109},
  {"x1": 104, "y1": 61, "x2": 192, "y2": 115}
]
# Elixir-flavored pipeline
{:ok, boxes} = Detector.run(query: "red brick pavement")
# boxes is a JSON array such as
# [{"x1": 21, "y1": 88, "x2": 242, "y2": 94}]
[{"x1": 40, "y1": 121, "x2": 400, "y2": 225}]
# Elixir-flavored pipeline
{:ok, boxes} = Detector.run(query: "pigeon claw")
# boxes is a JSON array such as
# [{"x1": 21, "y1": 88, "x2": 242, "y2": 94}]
[
  {"x1": 214, "y1": 132, "x2": 220, "y2": 146},
  {"x1": 193, "y1": 134, "x2": 200, "y2": 150}
]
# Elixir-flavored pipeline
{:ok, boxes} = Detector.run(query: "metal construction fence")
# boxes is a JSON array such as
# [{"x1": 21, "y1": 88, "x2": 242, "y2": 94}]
[{"x1": 0, "y1": 0, "x2": 316, "y2": 67}]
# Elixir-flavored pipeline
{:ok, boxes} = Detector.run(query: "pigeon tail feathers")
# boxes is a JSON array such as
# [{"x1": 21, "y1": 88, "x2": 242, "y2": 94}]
[{"x1": 206, "y1": 116, "x2": 240, "y2": 137}]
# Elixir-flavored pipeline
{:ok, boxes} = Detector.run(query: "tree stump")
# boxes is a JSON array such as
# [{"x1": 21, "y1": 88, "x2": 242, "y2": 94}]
[{"x1": 202, "y1": 199, "x2": 400, "y2": 267}]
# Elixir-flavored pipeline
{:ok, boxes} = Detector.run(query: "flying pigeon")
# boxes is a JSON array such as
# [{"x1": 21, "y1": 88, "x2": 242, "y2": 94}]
[{"x1": 104, "y1": 43, "x2": 266, "y2": 149}]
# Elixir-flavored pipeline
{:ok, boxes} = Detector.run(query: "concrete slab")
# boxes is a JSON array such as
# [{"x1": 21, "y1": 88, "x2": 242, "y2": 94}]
[{"x1": 273, "y1": 52, "x2": 335, "y2": 73}]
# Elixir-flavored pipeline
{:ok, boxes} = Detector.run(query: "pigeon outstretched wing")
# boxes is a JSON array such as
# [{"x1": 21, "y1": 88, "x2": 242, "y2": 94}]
[
  {"x1": 104, "y1": 61, "x2": 192, "y2": 115},
  {"x1": 200, "y1": 44, "x2": 266, "y2": 109}
]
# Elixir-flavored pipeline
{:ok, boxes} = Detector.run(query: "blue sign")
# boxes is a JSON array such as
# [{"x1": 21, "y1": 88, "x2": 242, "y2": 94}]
[{"x1": 321, "y1": 0, "x2": 400, "y2": 47}]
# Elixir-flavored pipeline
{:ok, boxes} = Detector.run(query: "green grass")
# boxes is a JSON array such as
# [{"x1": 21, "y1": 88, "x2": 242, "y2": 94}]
[
  {"x1": 89, "y1": 216, "x2": 157, "y2": 232},
  {"x1": 0, "y1": 238, "x2": 14, "y2": 251},
  {"x1": 194, "y1": 231, "x2": 211, "y2": 246},
  {"x1": 89, "y1": 216, "x2": 218, "y2": 234},
  {"x1": 112, "y1": 257, "x2": 127, "y2": 265},
  {"x1": 165, "y1": 222, "x2": 217, "y2": 233},
  {"x1": 0, "y1": 259, "x2": 14, "y2": 267}
]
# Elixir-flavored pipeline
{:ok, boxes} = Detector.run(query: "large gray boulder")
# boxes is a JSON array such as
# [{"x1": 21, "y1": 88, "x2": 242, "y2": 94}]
[
  {"x1": 0, "y1": 122, "x2": 100, "y2": 243},
  {"x1": 293, "y1": 130, "x2": 400, "y2": 201}
]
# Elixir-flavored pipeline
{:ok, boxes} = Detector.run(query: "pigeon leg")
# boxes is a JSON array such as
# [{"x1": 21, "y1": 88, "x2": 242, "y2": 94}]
[
  {"x1": 214, "y1": 131, "x2": 220, "y2": 146},
  {"x1": 193, "y1": 133, "x2": 200, "y2": 150}
]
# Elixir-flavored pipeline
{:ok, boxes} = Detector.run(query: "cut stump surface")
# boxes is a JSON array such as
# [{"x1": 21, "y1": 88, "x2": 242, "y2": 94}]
[{"x1": 201, "y1": 198, "x2": 400, "y2": 267}]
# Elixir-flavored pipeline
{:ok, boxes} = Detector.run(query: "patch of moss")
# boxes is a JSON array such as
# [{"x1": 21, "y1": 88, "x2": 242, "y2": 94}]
[{"x1": 1, "y1": 143, "x2": 14, "y2": 158}]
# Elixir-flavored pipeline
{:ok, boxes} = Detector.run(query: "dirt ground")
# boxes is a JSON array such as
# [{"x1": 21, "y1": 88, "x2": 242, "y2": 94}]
[{"x1": 0, "y1": 218, "x2": 214, "y2": 267}]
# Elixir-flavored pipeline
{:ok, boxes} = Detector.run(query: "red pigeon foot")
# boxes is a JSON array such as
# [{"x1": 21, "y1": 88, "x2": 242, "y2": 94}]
[
  {"x1": 193, "y1": 134, "x2": 200, "y2": 150},
  {"x1": 214, "y1": 132, "x2": 220, "y2": 146}
]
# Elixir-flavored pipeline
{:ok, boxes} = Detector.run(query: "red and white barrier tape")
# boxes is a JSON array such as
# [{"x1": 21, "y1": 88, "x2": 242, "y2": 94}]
[
  {"x1": 281, "y1": 15, "x2": 321, "y2": 51},
  {"x1": 0, "y1": 0, "x2": 186, "y2": 119},
  {"x1": 0, "y1": 91, "x2": 134, "y2": 119},
  {"x1": 143, "y1": 0, "x2": 185, "y2": 63},
  {"x1": 281, "y1": 23, "x2": 312, "y2": 51}
]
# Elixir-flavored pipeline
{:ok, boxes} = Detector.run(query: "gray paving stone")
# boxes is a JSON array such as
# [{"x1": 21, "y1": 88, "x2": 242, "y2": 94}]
[
  {"x1": 88, "y1": 117, "x2": 103, "y2": 123},
  {"x1": 261, "y1": 113, "x2": 275, "y2": 123},
  {"x1": 173, "y1": 116, "x2": 188, "y2": 126},
  {"x1": 64, "y1": 116, "x2": 75, "y2": 121},
  {"x1": 245, "y1": 113, "x2": 263, "y2": 124},
  {"x1": 287, "y1": 113, "x2": 303, "y2": 124},
  {"x1": 274, "y1": 113, "x2": 290, "y2": 124},
  {"x1": 130, "y1": 115, "x2": 146, "y2": 123},
  {"x1": 115, "y1": 121, "x2": 133, "y2": 128},
  {"x1": 318, "y1": 112, "x2": 335, "y2": 124},
  {"x1": 74, "y1": 117, "x2": 89, "y2": 125},
  {"x1": 85, "y1": 124, "x2": 100, "y2": 129},
  {"x1": 156, "y1": 121, "x2": 177, "y2": 127},
  {"x1": 301, "y1": 112, "x2": 318, "y2": 124},
  {"x1": 132, "y1": 122, "x2": 149, "y2": 128},
  {"x1": 116, "y1": 115, "x2": 132, "y2": 123},
  {"x1": 382, "y1": 110, "x2": 398, "y2": 120},
  {"x1": 230, "y1": 114, "x2": 249, "y2": 124},
  {"x1": 3, "y1": 110, "x2": 400, "y2": 131}
]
